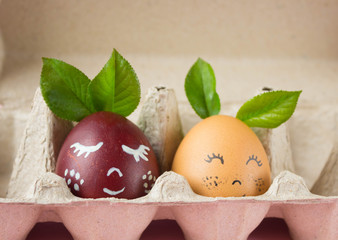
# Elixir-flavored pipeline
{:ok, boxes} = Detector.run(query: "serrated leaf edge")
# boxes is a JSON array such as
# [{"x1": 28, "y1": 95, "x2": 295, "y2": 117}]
[
  {"x1": 40, "y1": 57, "x2": 93, "y2": 122},
  {"x1": 185, "y1": 58, "x2": 220, "y2": 119},
  {"x1": 236, "y1": 90, "x2": 302, "y2": 128}
]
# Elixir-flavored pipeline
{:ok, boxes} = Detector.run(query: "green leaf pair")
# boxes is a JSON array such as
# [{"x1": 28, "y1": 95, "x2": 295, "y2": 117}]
[
  {"x1": 40, "y1": 49, "x2": 140, "y2": 122},
  {"x1": 185, "y1": 58, "x2": 301, "y2": 128}
]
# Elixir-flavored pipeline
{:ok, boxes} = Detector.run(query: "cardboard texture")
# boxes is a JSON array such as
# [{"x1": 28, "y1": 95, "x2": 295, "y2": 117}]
[
  {"x1": 0, "y1": 1, "x2": 337, "y2": 239},
  {"x1": 0, "y1": 87, "x2": 337, "y2": 240}
]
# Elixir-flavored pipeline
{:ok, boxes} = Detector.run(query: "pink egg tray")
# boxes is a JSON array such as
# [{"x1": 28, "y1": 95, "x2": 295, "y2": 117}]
[
  {"x1": 0, "y1": 87, "x2": 337, "y2": 240},
  {"x1": 2, "y1": 197, "x2": 336, "y2": 240}
]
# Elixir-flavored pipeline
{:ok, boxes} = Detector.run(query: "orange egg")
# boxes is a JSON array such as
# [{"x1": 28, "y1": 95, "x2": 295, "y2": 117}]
[{"x1": 172, "y1": 115, "x2": 271, "y2": 197}]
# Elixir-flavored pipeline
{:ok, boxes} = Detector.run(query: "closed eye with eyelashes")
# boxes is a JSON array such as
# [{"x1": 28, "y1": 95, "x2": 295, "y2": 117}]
[
  {"x1": 204, "y1": 153, "x2": 224, "y2": 164},
  {"x1": 246, "y1": 155, "x2": 262, "y2": 167},
  {"x1": 70, "y1": 142, "x2": 104, "y2": 158}
]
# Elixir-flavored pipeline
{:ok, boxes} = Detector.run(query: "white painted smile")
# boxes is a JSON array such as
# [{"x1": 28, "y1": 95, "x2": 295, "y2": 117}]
[{"x1": 103, "y1": 167, "x2": 125, "y2": 196}]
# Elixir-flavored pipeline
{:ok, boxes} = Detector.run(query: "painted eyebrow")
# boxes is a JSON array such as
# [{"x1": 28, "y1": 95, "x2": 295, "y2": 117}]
[{"x1": 204, "y1": 153, "x2": 224, "y2": 164}]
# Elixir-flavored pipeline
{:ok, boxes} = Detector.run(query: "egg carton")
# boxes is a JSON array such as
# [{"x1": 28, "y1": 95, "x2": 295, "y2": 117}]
[{"x1": 0, "y1": 86, "x2": 337, "y2": 240}]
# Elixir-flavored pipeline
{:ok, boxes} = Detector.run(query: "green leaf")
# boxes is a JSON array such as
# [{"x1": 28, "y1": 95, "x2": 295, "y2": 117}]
[
  {"x1": 185, "y1": 58, "x2": 220, "y2": 119},
  {"x1": 89, "y1": 49, "x2": 140, "y2": 117},
  {"x1": 40, "y1": 58, "x2": 94, "y2": 121},
  {"x1": 236, "y1": 90, "x2": 302, "y2": 128}
]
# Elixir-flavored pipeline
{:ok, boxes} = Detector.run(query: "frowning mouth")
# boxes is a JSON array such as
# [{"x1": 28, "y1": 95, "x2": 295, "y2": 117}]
[{"x1": 232, "y1": 180, "x2": 242, "y2": 185}]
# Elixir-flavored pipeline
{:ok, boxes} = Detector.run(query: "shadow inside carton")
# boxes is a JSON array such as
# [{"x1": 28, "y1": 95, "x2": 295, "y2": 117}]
[
  {"x1": 140, "y1": 220, "x2": 185, "y2": 240},
  {"x1": 26, "y1": 222, "x2": 73, "y2": 240},
  {"x1": 23, "y1": 218, "x2": 292, "y2": 240},
  {"x1": 248, "y1": 218, "x2": 292, "y2": 240}
]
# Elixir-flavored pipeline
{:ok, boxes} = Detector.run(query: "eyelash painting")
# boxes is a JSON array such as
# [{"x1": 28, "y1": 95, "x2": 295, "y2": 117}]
[
  {"x1": 246, "y1": 155, "x2": 262, "y2": 167},
  {"x1": 204, "y1": 153, "x2": 224, "y2": 164},
  {"x1": 70, "y1": 142, "x2": 104, "y2": 158}
]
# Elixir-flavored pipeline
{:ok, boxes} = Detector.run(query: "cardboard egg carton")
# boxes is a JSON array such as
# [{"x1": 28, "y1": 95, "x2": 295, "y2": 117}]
[{"x1": 0, "y1": 86, "x2": 337, "y2": 240}]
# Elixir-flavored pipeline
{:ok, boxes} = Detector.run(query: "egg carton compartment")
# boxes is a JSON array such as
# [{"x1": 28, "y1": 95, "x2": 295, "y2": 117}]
[{"x1": 0, "y1": 86, "x2": 337, "y2": 240}]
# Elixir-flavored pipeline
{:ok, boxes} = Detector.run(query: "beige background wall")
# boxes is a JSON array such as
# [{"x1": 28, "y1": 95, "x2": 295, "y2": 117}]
[
  {"x1": 1, "y1": 0, "x2": 338, "y2": 58},
  {"x1": 0, "y1": 0, "x2": 337, "y2": 105},
  {"x1": 0, "y1": 0, "x2": 337, "y2": 196}
]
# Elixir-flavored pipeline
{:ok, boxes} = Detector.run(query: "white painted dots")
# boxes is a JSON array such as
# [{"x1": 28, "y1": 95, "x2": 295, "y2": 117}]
[
  {"x1": 142, "y1": 170, "x2": 157, "y2": 194},
  {"x1": 64, "y1": 169, "x2": 85, "y2": 192},
  {"x1": 74, "y1": 183, "x2": 80, "y2": 191}
]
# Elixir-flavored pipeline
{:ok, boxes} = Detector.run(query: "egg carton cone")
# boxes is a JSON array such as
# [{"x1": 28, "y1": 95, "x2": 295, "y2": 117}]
[{"x1": 0, "y1": 86, "x2": 337, "y2": 240}]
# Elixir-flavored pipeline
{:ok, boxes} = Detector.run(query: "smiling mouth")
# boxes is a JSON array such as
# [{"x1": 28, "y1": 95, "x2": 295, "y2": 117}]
[{"x1": 232, "y1": 180, "x2": 242, "y2": 185}]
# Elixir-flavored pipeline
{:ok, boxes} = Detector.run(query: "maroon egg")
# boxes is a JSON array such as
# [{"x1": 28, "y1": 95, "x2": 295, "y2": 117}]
[{"x1": 56, "y1": 111, "x2": 160, "y2": 199}]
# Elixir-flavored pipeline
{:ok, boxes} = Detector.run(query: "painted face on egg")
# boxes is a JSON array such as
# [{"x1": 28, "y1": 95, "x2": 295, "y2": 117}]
[
  {"x1": 172, "y1": 115, "x2": 271, "y2": 197},
  {"x1": 56, "y1": 111, "x2": 159, "y2": 199}
]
